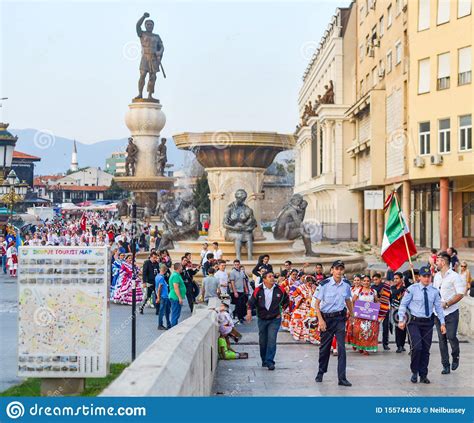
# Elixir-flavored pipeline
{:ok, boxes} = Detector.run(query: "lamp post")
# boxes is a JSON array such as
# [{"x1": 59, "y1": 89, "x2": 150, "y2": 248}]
[
  {"x1": 0, "y1": 170, "x2": 28, "y2": 221},
  {"x1": 0, "y1": 122, "x2": 17, "y2": 179}
]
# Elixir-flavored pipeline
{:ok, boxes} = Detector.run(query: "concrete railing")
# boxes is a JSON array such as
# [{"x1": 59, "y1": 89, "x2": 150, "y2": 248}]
[
  {"x1": 101, "y1": 297, "x2": 219, "y2": 396},
  {"x1": 459, "y1": 296, "x2": 474, "y2": 339}
]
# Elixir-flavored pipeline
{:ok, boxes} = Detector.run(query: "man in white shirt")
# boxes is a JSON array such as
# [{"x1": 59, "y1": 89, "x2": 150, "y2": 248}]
[
  {"x1": 433, "y1": 252, "x2": 465, "y2": 375},
  {"x1": 214, "y1": 260, "x2": 229, "y2": 296},
  {"x1": 212, "y1": 242, "x2": 223, "y2": 260}
]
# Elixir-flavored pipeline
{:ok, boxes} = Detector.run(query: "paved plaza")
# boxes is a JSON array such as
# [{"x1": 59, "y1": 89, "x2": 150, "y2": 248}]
[
  {"x1": 212, "y1": 317, "x2": 474, "y2": 396},
  {"x1": 0, "y1": 273, "x2": 191, "y2": 392}
]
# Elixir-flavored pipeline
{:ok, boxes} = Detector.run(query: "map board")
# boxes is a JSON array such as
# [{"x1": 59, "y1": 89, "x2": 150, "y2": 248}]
[{"x1": 17, "y1": 246, "x2": 110, "y2": 378}]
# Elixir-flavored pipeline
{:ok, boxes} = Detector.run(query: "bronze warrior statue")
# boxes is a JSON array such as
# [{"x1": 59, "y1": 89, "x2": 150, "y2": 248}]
[
  {"x1": 134, "y1": 12, "x2": 164, "y2": 101},
  {"x1": 223, "y1": 189, "x2": 257, "y2": 261},
  {"x1": 125, "y1": 137, "x2": 138, "y2": 177},
  {"x1": 156, "y1": 137, "x2": 167, "y2": 176}
]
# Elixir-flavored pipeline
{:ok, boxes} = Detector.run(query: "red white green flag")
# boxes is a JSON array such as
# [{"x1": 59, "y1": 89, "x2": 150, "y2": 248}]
[{"x1": 381, "y1": 193, "x2": 417, "y2": 271}]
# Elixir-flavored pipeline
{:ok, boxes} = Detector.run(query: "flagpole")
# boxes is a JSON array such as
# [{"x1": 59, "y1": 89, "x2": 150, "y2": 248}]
[{"x1": 392, "y1": 189, "x2": 416, "y2": 281}]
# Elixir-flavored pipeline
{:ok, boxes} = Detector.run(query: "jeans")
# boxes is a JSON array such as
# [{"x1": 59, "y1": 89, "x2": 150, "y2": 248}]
[
  {"x1": 140, "y1": 284, "x2": 156, "y2": 311},
  {"x1": 170, "y1": 299, "x2": 182, "y2": 327},
  {"x1": 435, "y1": 309, "x2": 460, "y2": 367},
  {"x1": 1, "y1": 256, "x2": 6, "y2": 274},
  {"x1": 257, "y1": 317, "x2": 281, "y2": 366},
  {"x1": 233, "y1": 293, "x2": 247, "y2": 321},
  {"x1": 158, "y1": 298, "x2": 171, "y2": 328}
]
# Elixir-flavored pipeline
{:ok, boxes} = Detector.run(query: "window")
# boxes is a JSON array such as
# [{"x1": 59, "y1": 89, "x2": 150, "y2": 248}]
[
  {"x1": 437, "y1": 0, "x2": 451, "y2": 24},
  {"x1": 462, "y1": 192, "x2": 474, "y2": 238},
  {"x1": 418, "y1": 0, "x2": 430, "y2": 30},
  {"x1": 419, "y1": 122, "x2": 431, "y2": 155},
  {"x1": 458, "y1": 0, "x2": 472, "y2": 17},
  {"x1": 437, "y1": 52, "x2": 450, "y2": 89},
  {"x1": 396, "y1": 0, "x2": 403, "y2": 15},
  {"x1": 418, "y1": 58, "x2": 430, "y2": 93},
  {"x1": 372, "y1": 67, "x2": 378, "y2": 87},
  {"x1": 438, "y1": 118, "x2": 451, "y2": 153},
  {"x1": 360, "y1": 5, "x2": 365, "y2": 24},
  {"x1": 360, "y1": 79, "x2": 365, "y2": 95},
  {"x1": 395, "y1": 40, "x2": 402, "y2": 65},
  {"x1": 387, "y1": 50, "x2": 393, "y2": 73},
  {"x1": 359, "y1": 43, "x2": 365, "y2": 62},
  {"x1": 379, "y1": 59, "x2": 385, "y2": 79},
  {"x1": 458, "y1": 46, "x2": 472, "y2": 85},
  {"x1": 459, "y1": 114, "x2": 472, "y2": 151},
  {"x1": 387, "y1": 4, "x2": 393, "y2": 27},
  {"x1": 379, "y1": 15, "x2": 385, "y2": 37}
]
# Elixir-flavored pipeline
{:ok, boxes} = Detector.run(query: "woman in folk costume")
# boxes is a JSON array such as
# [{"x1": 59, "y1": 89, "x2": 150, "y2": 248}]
[
  {"x1": 279, "y1": 269, "x2": 300, "y2": 331},
  {"x1": 113, "y1": 254, "x2": 143, "y2": 305},
  {"x1": 290, "y1": 275, "x2": 320, "y2": 344},
  {"x1": 346, "y1": 274, "x2": 362, "y2": 346},
  {"x1": 350, "y1": 275, "x2": 380, "y2": 355},
  {"x1": 110, "y1": 251, "x2": 125, "y2": 300},
  {"x1": 6, "y1": 240, "x2": 18, "y2": 277}
]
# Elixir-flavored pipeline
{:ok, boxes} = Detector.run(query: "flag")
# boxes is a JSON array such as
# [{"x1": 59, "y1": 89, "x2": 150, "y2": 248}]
[
  {"x1": 80, "y1": 212, "x2": 87, "y2": 231},
  {"x1": 381, "y1": 193, "x2": 417, "y2": 271}
]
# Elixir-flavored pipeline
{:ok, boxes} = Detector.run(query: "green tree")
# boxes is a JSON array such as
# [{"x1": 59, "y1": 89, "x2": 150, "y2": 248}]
[
  {"x1": 104, "y1": 179, "x2": 127, "y2": 201},
  {"x1": 193, "y1": 172, "x2": 210, "y2": 214}
]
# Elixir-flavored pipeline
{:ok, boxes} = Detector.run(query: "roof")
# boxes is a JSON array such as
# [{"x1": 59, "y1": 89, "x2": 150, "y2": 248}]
[
  {"x1": 13, "y1": 150, "x2": 41, "y2": 161},
  {"x1": 52, "y1": 185, "x2": 109, "y2": 192},
  {"x1": 34, "y1": 175, "x2": 63, "y2": 186}
]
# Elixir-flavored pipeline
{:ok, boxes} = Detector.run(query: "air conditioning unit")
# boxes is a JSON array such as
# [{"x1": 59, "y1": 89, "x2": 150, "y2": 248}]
[
  {"x1": 373, "y1": 37, "x2": 381, "y2": 47},
  {"x1": 413, "y1": 156, "x2": 425, "y2": 168},
  {"x1": 430, "y1": 154, "x2": 443, "y2": 165},
  {"x1": 368, "y1": 47, "x2": 375, "y2": 57},
  {"x1": 378, "y1": 67, "x2": 385, "y2": 78}
]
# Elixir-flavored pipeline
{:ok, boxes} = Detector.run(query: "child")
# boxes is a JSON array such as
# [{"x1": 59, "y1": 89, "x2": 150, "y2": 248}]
[
  {"x1": 217, "y1": 302, "x2": 242, "y2": 342},
  {"x1": 6, "y1": 241, "x2": 18, "y2": 278},
  {"x1": 218, "y1": 335, "x2": 248, "y2": 360}
]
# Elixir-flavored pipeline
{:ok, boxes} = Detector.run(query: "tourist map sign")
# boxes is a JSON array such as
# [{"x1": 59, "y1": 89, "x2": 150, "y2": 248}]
[{"x1": 17, "y1": 246, "x2": 110, "y2": 378}]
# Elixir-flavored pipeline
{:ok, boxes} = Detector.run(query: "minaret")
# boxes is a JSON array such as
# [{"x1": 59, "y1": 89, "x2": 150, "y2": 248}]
[{"x1": 70, "y1": 140, "x2": 79, "y2": 172}]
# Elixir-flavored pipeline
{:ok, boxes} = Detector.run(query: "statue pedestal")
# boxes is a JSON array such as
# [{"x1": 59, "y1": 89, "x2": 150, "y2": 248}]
[
  {"x1": 116, "y1": 101, "x2": 170, "y2": 210},
  {"x1": 207, "y1": 167, "x2": 266, "y2": 241}
]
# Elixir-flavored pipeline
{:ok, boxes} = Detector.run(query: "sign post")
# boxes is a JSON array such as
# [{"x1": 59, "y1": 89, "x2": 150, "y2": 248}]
[
  {"x1": 131, "y1": 202, "x2": 137, "y2": 361},
  {"x1": 17, "y1": 246, "x2": 110, "y2": 396}
]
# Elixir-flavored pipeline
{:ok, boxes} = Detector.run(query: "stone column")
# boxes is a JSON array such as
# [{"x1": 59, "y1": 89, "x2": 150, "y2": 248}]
[
  {"x1": 440, "y1": 177, "x2": 449, "y2": 251},
  {"x1": 358, "y1": 191, "x2": 364, "y2": 243},
  {"x1": 124, "y1": 102, "x2": 166, "y2": 178},
  {"x1": 364, "y1": 207, "x2": 370, "y2": 242},
  {"x1": 206, "y1": 167, "x2": 265, "y2": 241},
  {"x1": 370, "y1": 209, "x2": 377, "y2": 246}
]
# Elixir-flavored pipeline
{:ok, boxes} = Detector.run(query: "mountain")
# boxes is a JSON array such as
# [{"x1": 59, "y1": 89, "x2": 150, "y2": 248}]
[{"x1": 10, "y1": 128, "x2": 186, "y2": 175}]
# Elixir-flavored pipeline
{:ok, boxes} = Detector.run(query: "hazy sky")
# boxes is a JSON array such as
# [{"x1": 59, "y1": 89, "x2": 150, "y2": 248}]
[{"x1": 1, "y1": 0, "x2": 350, "y2": 144}]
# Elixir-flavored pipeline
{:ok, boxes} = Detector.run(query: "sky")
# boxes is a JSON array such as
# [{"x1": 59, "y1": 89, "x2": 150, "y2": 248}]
[{"x1": 1, "y1": 0, "x2": 351, "y2": 144}]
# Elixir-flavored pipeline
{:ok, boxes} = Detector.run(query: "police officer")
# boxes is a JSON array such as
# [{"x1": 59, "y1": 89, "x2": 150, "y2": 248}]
[
  {"x1": 313, "y1": 260, "x2": 353, "y2": 386},
  {"x1": 398, "y1": 265, "x2": 446, "y2": 384}
]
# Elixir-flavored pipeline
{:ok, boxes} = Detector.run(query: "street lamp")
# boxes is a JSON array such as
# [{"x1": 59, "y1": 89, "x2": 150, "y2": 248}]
[{"x1": 0, "y1": 169, "x2": 28, "y2": 221}]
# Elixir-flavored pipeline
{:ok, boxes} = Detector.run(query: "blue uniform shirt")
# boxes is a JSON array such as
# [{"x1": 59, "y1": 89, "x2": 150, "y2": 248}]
[
  {"x1": 315, "y1": 276, "x2": 351, "y2": 313},
  {"x1": 398, "y1": 283, "x2": 445, "y2": 324}
]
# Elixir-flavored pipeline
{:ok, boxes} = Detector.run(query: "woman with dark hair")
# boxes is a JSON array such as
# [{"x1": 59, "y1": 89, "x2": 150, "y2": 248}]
[{"x1": 252, "y1": 254, "x2": 273, "y2": 278}]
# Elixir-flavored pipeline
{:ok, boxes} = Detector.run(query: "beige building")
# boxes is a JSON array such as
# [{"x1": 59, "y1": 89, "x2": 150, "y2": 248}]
[
  {"x1": 294, "y1": 5, "x2": 360, "y2": 241},
  {"x1": 407, "y1": 0, "x2": 473, "y2": 249},
  {"x1": 345, "y1": 0, "x2": 410, "y2": 246}
]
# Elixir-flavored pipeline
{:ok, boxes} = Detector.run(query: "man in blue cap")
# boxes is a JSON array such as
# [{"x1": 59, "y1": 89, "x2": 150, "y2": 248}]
[
  {"x1": 313, "y1": 260, "x2": 353, "y2": 386},
  {"x1": 398, "y1": 265, "x2": 446, "y2": 384}
]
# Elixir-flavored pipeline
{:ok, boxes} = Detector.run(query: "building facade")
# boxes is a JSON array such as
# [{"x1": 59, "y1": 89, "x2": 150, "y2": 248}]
[
  {"x1": 408, "y1": 0, "x2": 473, "y2": 249},
  {"x1": 294, "y1": 5, "x2": 360, "y2": 241},
  {"x1": 57, "y1": 167, "x2": 113, "y2": 187},
  {"x1": 105, "y1": 151, "x2": 127, "y2": 176}
]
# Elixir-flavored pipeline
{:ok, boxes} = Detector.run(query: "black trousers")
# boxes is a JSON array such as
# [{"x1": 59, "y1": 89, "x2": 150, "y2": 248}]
[
  {"x1": 382, "y1": 314, "x2": 391, "y2": 346},
  {"x1": 232, "y1": 293, "x2": 247, "y2": 321},
  {"x1": 435, "y1": 309, "x2": 460, "y2": 367},
  {"x1": 140, "y1": 284, "x2": 156, "y2": 312},
  {"x1": 407, "y1": 317, "x2": 434, "y2": 377},
  {"x1": 395, "y1": 325, "x2": 407, "y2": 348},
  {"x1": 318, "y1": 315, "x2": 347, "y2": 380}
]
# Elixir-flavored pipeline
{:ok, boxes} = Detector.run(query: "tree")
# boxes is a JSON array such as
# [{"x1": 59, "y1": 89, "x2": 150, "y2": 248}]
[{"x1": 193, "y1": 172, "x2": 210, "y2": 215}]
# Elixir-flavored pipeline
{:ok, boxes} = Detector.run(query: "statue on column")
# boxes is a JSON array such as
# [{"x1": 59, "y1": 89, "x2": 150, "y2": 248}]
[
  {"x1": 159, "y1": 191, "x2": 199, "y2": 250},
  {"x1": 223, "y1": 189, "x2": 257, "y2": 261},
  {"x1": 156, "y1": 137, "x2": 167, "y2": 176},
  {"x1": 125, "y1": 137, "x2": 138, "y2": 176},
  {"x1": 134, "y1": 12, "x2": 165, "y2": 102},
  {"x1": 117, "y1": 199, "x2": 129, "y2": 217},
  {"x1": 273, "y1": 194, "x2": 318, "y2": 256}
]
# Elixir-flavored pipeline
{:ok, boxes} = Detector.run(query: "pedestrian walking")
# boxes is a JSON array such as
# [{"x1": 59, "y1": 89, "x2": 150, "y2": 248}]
[
  {"x1": 155, "y1": 264, "x2": 171, "y2": 330},
  {"x1": 169, "y1": 263, "x2": 186, "y2": 327},
  {"x1": 398, "y1": 266, "x2": 446, "y2": 384}
]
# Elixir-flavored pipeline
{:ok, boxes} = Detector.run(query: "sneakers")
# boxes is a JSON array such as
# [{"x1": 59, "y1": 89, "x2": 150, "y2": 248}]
[
  {"x1": 411, "y1": 373, "x2": 418, "y2": 383},
  {"x1": 441, "y1": 366, "x2": 450, "y2": 374},
  {"x1": 419, "y1": 376, "x2": 430, "y2": 384},
  {"x1": 267, "y1": 363, "x2": 275, "y2": 371},
  {"x1": 338, "y1": 379, "x2": 352, "y2": 387},
  {"x1": 158, "y1": 325, "x2": 167, "y2": 330}
]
